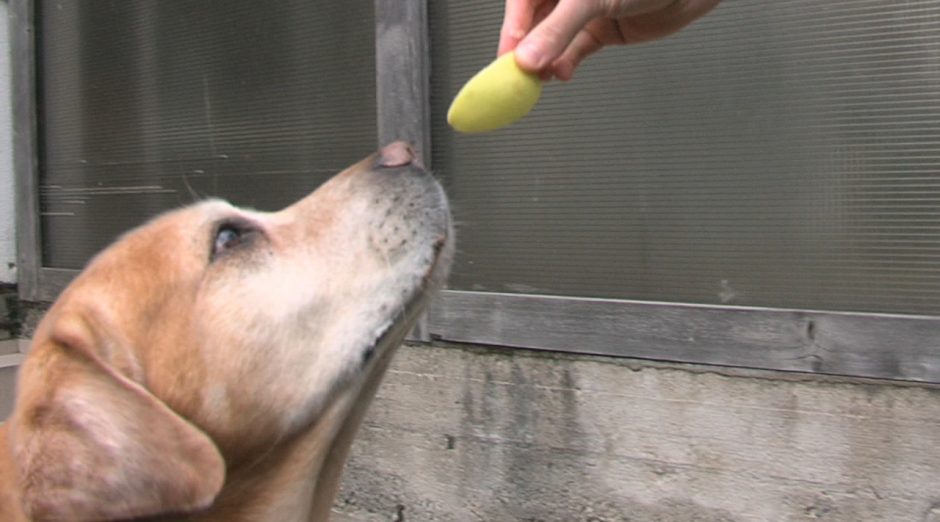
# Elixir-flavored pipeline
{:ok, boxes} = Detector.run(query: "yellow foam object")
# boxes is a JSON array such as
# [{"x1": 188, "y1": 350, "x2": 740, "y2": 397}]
[{"x1": 447, "y1": 52, "x2": 543, "y2": 133}]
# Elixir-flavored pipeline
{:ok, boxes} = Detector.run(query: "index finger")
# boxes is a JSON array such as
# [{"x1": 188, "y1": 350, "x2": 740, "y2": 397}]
[
  {"x1": 514, "y1": 0, "x2": 599, "y2": 71},
  {"x1": 499, "y1": 0, "x2": 541, "y2": 56}
]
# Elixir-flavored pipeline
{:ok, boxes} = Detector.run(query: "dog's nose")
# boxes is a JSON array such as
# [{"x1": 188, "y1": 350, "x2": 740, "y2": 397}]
[{"x1": 377, "y1": 141, "x2": 422, "y2": 169}]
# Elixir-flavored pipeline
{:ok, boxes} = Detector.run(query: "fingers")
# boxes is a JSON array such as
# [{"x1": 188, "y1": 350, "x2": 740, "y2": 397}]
[
  {"x1": 514, "y1": 0, "x2": 601, "y2": 72},
  {"x1": 502, "y1": 0, "x2": 722, "y2": 79},
  {"x1": 498, "y1": 0, "x2": 536, "y2": 56},
  {"x1": 610, "y1": 0, "x2": 679, "y2": 17},
  {"x1": 552, "y1": 28, "x2": 605, "y2": 81},
  {"x1": 499, "y1": 0, "x2": 559, "y2": 55}
]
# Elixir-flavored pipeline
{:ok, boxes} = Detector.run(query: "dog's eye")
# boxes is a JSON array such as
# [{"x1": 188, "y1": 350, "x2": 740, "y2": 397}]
[
  {"x1": 211, "y1": 221, "x2": 256, "y2": 261},
  {"x1": 215, "y1": 227, "x2": 242, "y2": 251}
]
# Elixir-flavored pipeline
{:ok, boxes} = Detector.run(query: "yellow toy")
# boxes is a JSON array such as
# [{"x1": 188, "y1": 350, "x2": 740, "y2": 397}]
[{"x1": 447, "y1": 51, "x2": 543, "y2": 133}]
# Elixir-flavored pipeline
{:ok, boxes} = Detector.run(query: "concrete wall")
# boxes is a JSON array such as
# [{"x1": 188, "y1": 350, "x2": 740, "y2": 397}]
[
  {"x1": 333, "y1": 343, "x2": 940, "y2": 522},
  {"x1": 0, "y1": 0, "x2": 15, "y2": 285}
]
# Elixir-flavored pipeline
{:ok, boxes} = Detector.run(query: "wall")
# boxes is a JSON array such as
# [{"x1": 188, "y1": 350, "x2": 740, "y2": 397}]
[
  {"x1": 0, "y1": 0, "x2": 15, "y2": 285},
  {"x1": 333, "y1": 343, "x2": 940, "y2": 522}
]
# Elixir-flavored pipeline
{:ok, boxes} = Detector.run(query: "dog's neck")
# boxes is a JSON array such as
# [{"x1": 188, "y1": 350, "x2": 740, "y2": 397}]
[
  {"x1": 196, "y1": 402, "x2": 349, "y2": 521},
  {"x1": 184, "y1": 350, "x2": 396, "y2": 522},
  {"x1": 0, "y1": 428, "x2": 28, "y2": 522}
]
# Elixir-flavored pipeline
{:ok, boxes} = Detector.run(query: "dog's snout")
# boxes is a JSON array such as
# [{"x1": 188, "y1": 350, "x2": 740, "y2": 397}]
[{"x1": 377, "y1": 141, "x2": 421, "y2": 169}]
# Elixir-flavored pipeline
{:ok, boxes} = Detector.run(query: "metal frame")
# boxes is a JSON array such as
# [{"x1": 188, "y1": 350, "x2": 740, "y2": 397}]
[{"x1": 13, "y1": 0, "x2": 940, "y2": 382}]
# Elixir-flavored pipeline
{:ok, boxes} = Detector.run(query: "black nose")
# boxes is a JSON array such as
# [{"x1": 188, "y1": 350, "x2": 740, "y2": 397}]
[{"x1": 377, "y1": 141, "x2": 421, "y2": 169}]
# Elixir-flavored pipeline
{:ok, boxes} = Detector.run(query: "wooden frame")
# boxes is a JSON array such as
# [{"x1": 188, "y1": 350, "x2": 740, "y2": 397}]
[
  {"x1": 375, "y1": 0, "x2": 431, "y2": 341},
  {"x1": 11, "y1": 0, "x2": 76, "y2": 302},
  {"x1": 375, "y1": 0, "x2": 430, "y2": 164},
  {"x1": 11, "y1": 0, "x2": 42, "y2": 302},
  {"x1": 13, "y1": 0, "x2": 940, "y2": 382},
  {"x1": 429, "y1": 291, "x2": 940, "y2": 383}
]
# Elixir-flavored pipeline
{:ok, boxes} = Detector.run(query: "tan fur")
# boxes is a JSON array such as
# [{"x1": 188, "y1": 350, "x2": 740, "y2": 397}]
[{"x1": 0, "y1": 142, "x2": 453, "y2": 521}]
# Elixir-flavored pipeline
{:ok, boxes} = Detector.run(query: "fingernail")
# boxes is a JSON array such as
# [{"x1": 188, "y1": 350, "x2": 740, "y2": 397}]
[{"x1": 515, "y1": 40, "x2": 545, "y2": 71}]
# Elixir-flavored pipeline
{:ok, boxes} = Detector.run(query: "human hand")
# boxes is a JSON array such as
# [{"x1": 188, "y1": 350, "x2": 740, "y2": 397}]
[{"x1": 498, "y1": 0, "x2": 721, "y2": 81}]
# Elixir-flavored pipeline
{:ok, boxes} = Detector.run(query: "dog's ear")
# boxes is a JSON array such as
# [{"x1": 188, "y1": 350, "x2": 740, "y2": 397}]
[{"x1": 8, "y1": 339, "x2": 225, "y2": 521}]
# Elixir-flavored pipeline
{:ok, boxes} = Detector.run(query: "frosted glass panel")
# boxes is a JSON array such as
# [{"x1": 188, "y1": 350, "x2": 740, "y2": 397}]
[
  {"x1": 38, "y1": 0, "x2": 376, "y2": 269},
  {"x1": 430, "y1": 0, "x2": 940, "y2": 315}
]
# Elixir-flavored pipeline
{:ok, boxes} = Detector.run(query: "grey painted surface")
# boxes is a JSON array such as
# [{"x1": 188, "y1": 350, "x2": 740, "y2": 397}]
[
  {"x1": 334, "y1": 342, "x2": 940, "y2": 522},
  {"x1": 0, "y1": 348, "x2": 23, "y2": 421},
  {"x1": 0, "y1": 365, "x2": 16, "y2": 420},
  {"x1": 0, "y1": 339, "x2": 26, "y2": 356},
  {"x1": 0, "y1": 0, "x2": 15, "y2": 284}
]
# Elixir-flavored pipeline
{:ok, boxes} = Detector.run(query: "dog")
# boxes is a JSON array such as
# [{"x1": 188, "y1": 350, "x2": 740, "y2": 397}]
[{"x1": 0, "y1": 141, "x2": 453, "y2": 521}]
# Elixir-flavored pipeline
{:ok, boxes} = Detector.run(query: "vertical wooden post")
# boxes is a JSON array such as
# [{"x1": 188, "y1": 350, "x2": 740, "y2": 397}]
[
  {"x1": 375, "y1": 0, "x2": 430, "y2": 165},
  {"x1": 11, "y1": 0, "x2": 41, "y2": 301},
  {"x1": 375, "y1": 0, "x2": 432, "y2": 341}
]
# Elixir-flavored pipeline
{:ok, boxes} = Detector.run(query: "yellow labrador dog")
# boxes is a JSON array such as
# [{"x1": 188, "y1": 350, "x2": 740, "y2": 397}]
[{"x1": 0, "y1": 142, "x2": 453, "y2": 521}]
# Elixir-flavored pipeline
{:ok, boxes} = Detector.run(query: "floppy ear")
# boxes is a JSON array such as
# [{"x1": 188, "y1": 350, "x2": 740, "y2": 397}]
[{"x1": 8, "y1": 341, "x2": 225, "y2": 521}]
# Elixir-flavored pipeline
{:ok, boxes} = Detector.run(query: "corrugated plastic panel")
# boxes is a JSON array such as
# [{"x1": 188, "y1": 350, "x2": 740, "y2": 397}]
[
  {"x1": 37, "y1": 0, "x2": 376, "y2": 269},
  {"x1": 430, "y1": 0, "x2": 940, "y2": 315}
]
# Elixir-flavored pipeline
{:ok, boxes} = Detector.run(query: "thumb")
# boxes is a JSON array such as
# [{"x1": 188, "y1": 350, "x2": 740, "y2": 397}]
[{"x1": 514, "y1": 0, "x2": 600, "y2": 72}]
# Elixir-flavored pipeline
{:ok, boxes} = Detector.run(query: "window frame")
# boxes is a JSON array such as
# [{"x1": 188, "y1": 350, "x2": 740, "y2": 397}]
[{"x1": 14, "y1": 0, "x2": 940, "y2": 382}]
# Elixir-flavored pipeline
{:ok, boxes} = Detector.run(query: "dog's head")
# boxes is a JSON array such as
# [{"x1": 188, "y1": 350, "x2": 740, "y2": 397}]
[{"x1": 7, "y1": 142, "x2": 452, "y2": 520}]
